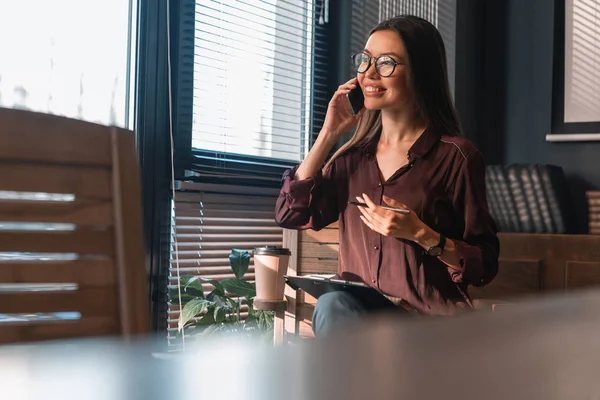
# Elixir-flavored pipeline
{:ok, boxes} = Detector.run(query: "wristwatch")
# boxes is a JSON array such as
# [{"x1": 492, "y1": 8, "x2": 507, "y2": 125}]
[{"x1": 425, "y1": 234, "x2": 446, "y2": 257}]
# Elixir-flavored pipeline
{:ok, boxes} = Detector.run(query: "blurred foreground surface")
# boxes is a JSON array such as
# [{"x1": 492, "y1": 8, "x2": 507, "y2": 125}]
[{"x1": 2, "y1": 290, "x2": 600, "y2": 399}]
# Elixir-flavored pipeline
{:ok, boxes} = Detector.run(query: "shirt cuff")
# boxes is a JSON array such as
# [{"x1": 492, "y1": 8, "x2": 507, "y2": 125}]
[
  {"x1": 448, "y1": 240, "x2": 484, "y2": 286},
  {"x1": 281, "y1": 167, "x2": 323, "y2": 211}
]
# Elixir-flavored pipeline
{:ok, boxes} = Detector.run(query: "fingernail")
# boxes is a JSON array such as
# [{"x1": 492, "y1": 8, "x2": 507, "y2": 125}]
[{"x1": 356, "y1": 196, "x2": 361, "y2": 201}]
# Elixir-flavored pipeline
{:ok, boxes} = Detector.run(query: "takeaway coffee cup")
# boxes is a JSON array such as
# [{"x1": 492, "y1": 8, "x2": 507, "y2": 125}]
[{"x1": 253, "y1": 246, "x2": 291, "y2": 302}]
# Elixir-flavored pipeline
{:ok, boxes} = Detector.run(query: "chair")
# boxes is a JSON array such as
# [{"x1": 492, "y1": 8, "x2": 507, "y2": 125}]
[{"x1": 0, "y1": 108, "x2": 149, "y2": 344}]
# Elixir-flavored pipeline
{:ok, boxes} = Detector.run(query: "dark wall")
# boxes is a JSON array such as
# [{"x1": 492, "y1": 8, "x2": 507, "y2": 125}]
[
  {"x1": 456, "y1": 0, "x2": 600, "y2": 232},
  {"x1": 454, "y1": 0, "x2": 485, "y2": 152}
]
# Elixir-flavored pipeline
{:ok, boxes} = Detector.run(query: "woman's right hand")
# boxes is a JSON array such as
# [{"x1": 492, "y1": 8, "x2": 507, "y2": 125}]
[{"x1": 321, "y1": 78, "x2": 365, "y2": 140}]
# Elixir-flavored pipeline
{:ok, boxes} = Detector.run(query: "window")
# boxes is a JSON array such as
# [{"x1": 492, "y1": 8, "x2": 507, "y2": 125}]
[
  {"x1": 564, "y1": 0, "x2": 600, "y2": 123},
  {"x1": 549, "y1": 0, "x2": 600, "y2": 139},
  {"x1": 0, "y1": 0, "x2": 135, "y2": 129},
  {"x1": 167, "y1": 0, "x2": 322, "y2": 345},
  {"x1": 192, "y1": 0, "x2": 315, "y2": 162}
]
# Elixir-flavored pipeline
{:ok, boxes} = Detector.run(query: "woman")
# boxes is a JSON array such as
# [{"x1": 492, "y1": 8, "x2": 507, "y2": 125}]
[{"x1": 275, "y1": 15, "x2": 499, "y2": 335}]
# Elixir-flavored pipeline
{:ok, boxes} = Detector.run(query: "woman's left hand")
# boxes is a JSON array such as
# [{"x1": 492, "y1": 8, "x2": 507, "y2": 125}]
[{"x1": 356, "y1": 193, "x2": 425, "y2": 241}]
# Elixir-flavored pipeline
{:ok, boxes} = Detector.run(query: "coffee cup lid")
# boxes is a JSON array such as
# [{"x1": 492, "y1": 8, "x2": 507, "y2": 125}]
[{"x1": 253, "y1": 246, "x2": 291, "y2": 256}]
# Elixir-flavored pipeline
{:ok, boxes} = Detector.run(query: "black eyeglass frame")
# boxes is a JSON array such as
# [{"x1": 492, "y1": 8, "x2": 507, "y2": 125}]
[{"x1": 351, "y1": 52, "x2": 405, "y2": 77}]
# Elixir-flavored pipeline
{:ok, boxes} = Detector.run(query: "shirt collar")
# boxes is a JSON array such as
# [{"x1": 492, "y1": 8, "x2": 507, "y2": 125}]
[
  {"x1": 407, "y1": 127, "x2": 441, "y2": 160},
  {"x1": 362, "y1": 126, "x2": 441, "y2": 160}
]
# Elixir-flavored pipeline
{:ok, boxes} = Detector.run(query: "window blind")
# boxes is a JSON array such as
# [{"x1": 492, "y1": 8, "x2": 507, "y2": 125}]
[
  {"x1": 377, "y1": 0, "x2": 438, "y2": 24},
  {"x1": 192, "y1": 0, "x2": 316, "y2": 163},
  {"x1": 350, "y1": 0, "x2": 438, "y2": 59},
  {"x1": 351, "y1": 0, "x2": 381, "y2": 60},
  {"x1": 167, "y1": 183, "x2": 282, "y2": 346},
  {"x1": 564, "y1": 0, "x2": 600, "y2": 122}
]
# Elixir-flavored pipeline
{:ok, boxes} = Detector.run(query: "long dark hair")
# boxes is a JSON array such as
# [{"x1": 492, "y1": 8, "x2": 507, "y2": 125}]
[{"x1": 325, "y1": 15, "x2": 460, "y2": 171}]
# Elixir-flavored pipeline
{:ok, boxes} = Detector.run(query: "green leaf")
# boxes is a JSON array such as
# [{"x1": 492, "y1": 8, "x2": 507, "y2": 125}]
[
  {"x1": 183, "y1": 276, "x2": 205, "y2": 297},
  {"x1": 229, "y1": 249, "x2": 251, "y2": 279},
  {"x1": 180, "y1": 324, "x2": 203, "y2": 337},
  {"x1": 170, "y1": 275, "x2": 204, "y2": 302},
  {"x1": 201, "y1": 278, "x2": 225, "y2": 296},
  {"x1": 196, "y1": 310, "x2": 216, "y2": 325},
  {"x1": 178, "y1": 275, "x2": 195, "y2": 285},
  {"x1": 201, "y1": 324, "x2": 224, "y2": 336},
  {"x1": 220, "y1": 278, "x2": 256, "y2": 298},
  {"x1": 207, "y1": 292, "x2": 227, "y2": 307},
  {"x1": 214, "y1": 306, "x2": 226, "y2": 324},
  {"x1": 245, "y1": 313, "x2": 258, "y2": 328},
  {"x1": 255, "y1": 310, "x2": 275, "y2": 331},
  {"x1": 257, "y1": 311, "x2": 266, "y2": 330},
  {"x1": 225, "y1": 297, "x2": 241, "y2": 322},
  {"x1": 226, "y1": 296, "x2": 240, "y2": 310},
  {"x1": 179, "y1": 299, "x2": 211, "y2": 331},
  {"x1": 169, "y1": 289, "x2": 197, "y2": 305}
]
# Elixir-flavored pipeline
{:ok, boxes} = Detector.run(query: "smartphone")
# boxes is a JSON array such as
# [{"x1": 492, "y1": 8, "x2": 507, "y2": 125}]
[{"x1": 346, "y1": 85, "x2": 365, "y2": 115}]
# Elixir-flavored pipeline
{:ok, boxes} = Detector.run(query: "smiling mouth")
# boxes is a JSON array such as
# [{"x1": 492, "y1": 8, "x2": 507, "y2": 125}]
[{"x1": 365, "y1": 86, "x2": 385, "y2": 93}]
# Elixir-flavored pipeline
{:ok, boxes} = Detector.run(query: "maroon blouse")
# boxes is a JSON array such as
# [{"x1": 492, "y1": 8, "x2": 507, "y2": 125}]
[{"x1": 275, "y1": 128, "x2": 499, "y2": 315}]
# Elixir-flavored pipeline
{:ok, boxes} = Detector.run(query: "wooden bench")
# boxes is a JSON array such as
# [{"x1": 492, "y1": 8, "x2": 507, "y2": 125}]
[
  {"x1": 279, "y1": 224, "x2": 600, "y2": 340},
  {"x1": 0, "y1": 108, "x2": 149, "y2": 344}
]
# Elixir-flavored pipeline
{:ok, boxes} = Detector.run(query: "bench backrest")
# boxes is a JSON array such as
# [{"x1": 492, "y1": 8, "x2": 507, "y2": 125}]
[{"x1": 0, "y1": 108, "x2": 148, "y2": 343}]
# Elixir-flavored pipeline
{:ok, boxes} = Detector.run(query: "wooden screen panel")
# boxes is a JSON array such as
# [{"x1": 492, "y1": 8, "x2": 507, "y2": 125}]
[
  {"x1": 110, "y1": 127, "x2": 149, "y2": 336},
  {"x1": 469, "y1": 259, "x2": 544, "y2": 299},
  {"x1": 298, "y1": 227, "x2": 339, "y2": 278},
  {"x1": 0, "y1": 287, "x2": 119, "y2": 315},
  {"x1": 299, "y1": 257, "x2": 338, "y2": 275},
  {"x1": 0, "y1": 108, "x2": 112, "y2": 166},
  {"x1": 0, "y1": 163, "x2": 112, "y2": 199},
  {"x1": 0, "y1": 230, "x2": 114, "y2": 255},
  {"x1": 298, "y1": 242, "x2": 340, "y2": 259},
  {"x1": 0, "y1": 260, "x2": 116, "y2": 287},
  {"x1": 297, "y1": 303, "x2": 315, "y2": 339},
  {"x1": 300, "y1": 228, "x2": 339, "y2": 244},
  {"x1": 0, "y1": 112, "x2": 149, "y2": 342},
  {"x1": 565, "y1": 261, "x2": 600, "y2": 290},
  {"x1": 0, "y1": 317, "x2": 119, "y2": 344},
  {"x1": 0, "y1": 199, "x2": 113, "y2": 226}
]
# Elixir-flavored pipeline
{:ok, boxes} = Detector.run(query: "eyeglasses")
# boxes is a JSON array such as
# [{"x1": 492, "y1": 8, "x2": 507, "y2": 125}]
[{"x1": 351, "y1": 52, "x2": 405, "y2": 77}]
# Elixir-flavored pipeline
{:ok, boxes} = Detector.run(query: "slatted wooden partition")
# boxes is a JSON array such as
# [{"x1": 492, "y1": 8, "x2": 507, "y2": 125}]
[
  {"x1": 282, "y1": 225, "x2": 600, "y2": 340},
  {"x1": 0, "y1": 108, "x2": 148, "y2": 344}
]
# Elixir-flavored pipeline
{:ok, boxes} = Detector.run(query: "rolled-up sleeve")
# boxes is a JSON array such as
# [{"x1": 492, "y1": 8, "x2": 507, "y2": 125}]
[
  {"x1": 449, "y1": 151, "x2": 499, "y2": 287},
  {"x1": 274, "y1": 162, "x2": 341, "y2": 231}
]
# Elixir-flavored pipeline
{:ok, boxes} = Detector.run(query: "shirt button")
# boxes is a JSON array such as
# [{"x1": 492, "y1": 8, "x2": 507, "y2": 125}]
[
  {"x1": 372, "y1": 279, "x2": 376, "y2": 284},
  {"x1": 374, "y1": 246, "x2": 379, "y2": 250}
]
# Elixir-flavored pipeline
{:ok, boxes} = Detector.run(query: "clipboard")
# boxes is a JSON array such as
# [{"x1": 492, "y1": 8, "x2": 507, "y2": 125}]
[{"x1": 284, "y1": 275, "x2": 397, "y2": 311}]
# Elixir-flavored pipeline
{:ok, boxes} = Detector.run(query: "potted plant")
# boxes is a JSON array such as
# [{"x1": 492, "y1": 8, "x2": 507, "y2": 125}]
[{"x1": 171, "y1": 249, "x2": 275, "y2": 340}]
